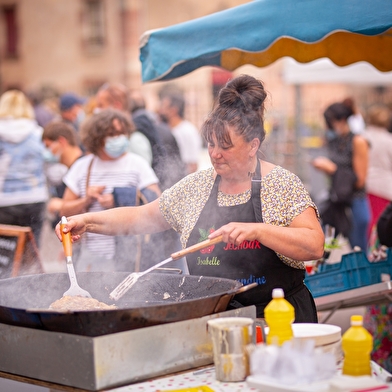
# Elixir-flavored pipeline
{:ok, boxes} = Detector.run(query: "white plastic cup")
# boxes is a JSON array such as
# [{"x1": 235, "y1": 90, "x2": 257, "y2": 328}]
[{"x1": 207, "y1": 317, "x2": 254, "y2": 382}]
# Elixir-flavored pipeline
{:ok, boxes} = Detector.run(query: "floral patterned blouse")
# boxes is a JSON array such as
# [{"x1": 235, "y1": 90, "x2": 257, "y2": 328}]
[{"x1": 159, "y1": 166, "x2": 320, "y2": 269}]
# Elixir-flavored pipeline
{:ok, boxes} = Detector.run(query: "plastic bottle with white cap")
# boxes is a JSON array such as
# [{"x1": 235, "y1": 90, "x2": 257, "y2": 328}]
[
  {"x1": 264, "y1": 288, "x2": 294, "y2": 346},
  {"x1": 342, "y1": 315, "x2": 373, "y2": 376}
]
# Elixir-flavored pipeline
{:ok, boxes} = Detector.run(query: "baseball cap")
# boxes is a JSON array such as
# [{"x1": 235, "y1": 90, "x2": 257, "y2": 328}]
[{"x1": 60, "y1": 93, "x2": 86, "y2": 111}]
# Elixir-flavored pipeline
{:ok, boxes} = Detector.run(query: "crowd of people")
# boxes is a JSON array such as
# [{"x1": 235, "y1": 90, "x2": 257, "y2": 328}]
[
  {"x1": 1, "y1": 75, "x2": 391, "y2": 368},
  {"x1": 0, "y1": 82, "x2": 202, "y2": 273},
  {"x1": 1, "y1": 80, "x2": 392, "y2": 275},
  {"x1": 1, "y1": 82, "x2": 392, "y2": 272}
]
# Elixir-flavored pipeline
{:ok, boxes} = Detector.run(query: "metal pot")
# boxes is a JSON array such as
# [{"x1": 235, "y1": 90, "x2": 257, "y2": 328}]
[{"x1": 0, "y1": 272, "x2": 256, "y2": 336}]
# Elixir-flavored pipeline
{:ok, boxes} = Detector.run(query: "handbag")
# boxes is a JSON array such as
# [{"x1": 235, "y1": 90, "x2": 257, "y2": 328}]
[
  {"x1": 330, "y1": 166, "x2": 357, "y2": 205},
  {"x1": 319, "y1": 198, "x2": 352, "y2": 238}
]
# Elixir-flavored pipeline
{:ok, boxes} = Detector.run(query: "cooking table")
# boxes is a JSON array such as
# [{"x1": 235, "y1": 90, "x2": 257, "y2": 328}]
[
  {"x1": 2, "y1": 357, "x2": 392, "y2": 392},
  {"x1": 314, "y1": 280, "x2": 392, "y2": 323},
  {"x1": 0, "y1": 367, "x2": 257, "y2": 392}
]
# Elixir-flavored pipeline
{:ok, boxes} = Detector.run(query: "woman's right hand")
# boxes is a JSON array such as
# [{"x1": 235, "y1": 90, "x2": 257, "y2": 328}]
[
  {"x1": 86, "y1": 185, "x2": 105, "y2": 203},
  {"x1": 55, "y1": 215, "x2": 87, "y2": 243}
]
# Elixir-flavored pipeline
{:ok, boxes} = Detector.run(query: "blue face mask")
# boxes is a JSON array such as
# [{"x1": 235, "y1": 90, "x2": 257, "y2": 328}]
[
  {"x1": 42, "y1": 147, "x2": 60, "y2": 163},
  {"x1": 104, "y1": 135, "x2": 129, "y2": 158},
  {"x1": 75, "y1": 110, "x2": 86, "y2": 128}
]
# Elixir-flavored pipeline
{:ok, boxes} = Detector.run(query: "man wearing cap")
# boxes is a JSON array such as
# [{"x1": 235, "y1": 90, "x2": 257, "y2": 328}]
[{"x1": 59, "y1": 92, "x2": 86, "y2": 132}]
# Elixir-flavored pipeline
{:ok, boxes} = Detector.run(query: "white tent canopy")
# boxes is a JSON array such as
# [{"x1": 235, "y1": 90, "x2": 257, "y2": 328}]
[{"x1": 283, "y1": 58, "x2": 392, "y2": 85}]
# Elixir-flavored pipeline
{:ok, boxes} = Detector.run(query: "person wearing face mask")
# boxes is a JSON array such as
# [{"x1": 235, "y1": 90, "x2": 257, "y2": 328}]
[
  {"x1": 95, "y1": 83, "x2": 153, "y2": 166},
  {"x1": 0, "y1": 89, "x2": 48, "y2": 247},
  {"x1": 59, "y1": 108, "x2": 160, "y2": 272},
  {"x1": 42, "y1": 121, "x2": 84, "y2": 228}
]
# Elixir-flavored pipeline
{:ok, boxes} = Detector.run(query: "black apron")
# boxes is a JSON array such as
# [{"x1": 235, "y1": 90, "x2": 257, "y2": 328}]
[{"x1": 186, "y1": 160, "x2": 317, "y2": 322}]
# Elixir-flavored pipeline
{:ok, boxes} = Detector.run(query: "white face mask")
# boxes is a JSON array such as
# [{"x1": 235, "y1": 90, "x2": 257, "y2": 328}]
[
  {"x1": 104, "y1": 135, "x2": 129, "y2": 158},
  {"x1": 42, "y1": 147, "x2": 60, "y2": 163}
]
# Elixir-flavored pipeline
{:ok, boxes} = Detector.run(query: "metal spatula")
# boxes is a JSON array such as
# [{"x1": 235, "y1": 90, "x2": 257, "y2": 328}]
[
  {"x1": 60, "y1": 216, "x2": 92, "y2": 298},
  {"x1": 109, "y1": 235, "x2": 223, "y2": 301}
]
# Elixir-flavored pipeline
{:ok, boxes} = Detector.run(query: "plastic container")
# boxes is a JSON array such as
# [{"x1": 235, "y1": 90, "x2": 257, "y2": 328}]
[
  {"x1": 342, "y1": 315, "x2": 373, "y2": 376},
  {"x1": 264, "y1": 288, "x2": 294, "y2": 346},
  {"x1": 305, "y1": 248, "x2": 392, "y2": 297}
]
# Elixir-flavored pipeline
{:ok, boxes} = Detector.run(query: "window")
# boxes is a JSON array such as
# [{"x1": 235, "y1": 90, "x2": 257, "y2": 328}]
[
  {"x1": 2, "y1": 5, "x2": 18, "y2": 58},
  {"x1": 83, "y1": 0, "x2": 105, "y2": 52}
]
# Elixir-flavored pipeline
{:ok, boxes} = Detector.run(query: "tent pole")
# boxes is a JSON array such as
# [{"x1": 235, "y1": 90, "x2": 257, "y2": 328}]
[{"x1": 294, "y1": 84, "x2": 304, "y2": 181}]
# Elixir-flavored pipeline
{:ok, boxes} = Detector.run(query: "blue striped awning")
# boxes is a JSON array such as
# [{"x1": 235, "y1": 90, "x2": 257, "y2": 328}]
[{"x1": 140, "y1": 0, "x2": 392, "y2": 82}]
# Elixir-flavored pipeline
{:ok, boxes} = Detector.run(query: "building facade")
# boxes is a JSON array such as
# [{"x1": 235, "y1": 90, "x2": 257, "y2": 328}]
[{"x1": 1, "y1": 0, "x2": 391, "y2": 179}]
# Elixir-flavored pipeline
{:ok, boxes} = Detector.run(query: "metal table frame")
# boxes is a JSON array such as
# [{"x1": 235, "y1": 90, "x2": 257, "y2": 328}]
[{"x1": 314, "y1": 281, "x2": 392, "y2": 323}]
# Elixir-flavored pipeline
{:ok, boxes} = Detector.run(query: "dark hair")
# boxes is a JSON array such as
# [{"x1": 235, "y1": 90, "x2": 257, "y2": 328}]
[
  {"x1": 80, "y1": 108, "x2": 135, "y2": 154},
  {"x1": 201, "y1": 74, "x2": 267, "y2": 158},
  {"x1": 42, "y1": 121, "x2": 78, "y2": 146},
  {"x1": 342, "y1": 97, "x2": 356, "y2": 115},
  {"x1": 323, "y1": 102, "x2": 352, "y2": 129},
  {"x1": 164, "y1": 93, "x2": 185, "y2": 118}
]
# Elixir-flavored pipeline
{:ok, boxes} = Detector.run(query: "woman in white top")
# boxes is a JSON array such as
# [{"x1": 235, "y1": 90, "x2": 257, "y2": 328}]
[
  {"x1": 60, "y1": 108, "x2": 160, "y2": 272},
  {"x1": 363, "y1": 104, "x2": 392, "y2": 235},
  {"x1": 362, "y1": 104, "x2": 392, "y2": 374}
]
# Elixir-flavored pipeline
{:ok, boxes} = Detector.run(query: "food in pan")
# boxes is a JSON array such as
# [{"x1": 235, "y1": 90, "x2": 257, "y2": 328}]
[
  {"x1": 49, "y1": 295, "x2": 117, "y2": 311},
  {"x1": 163, "y1": 292, "x2": 170, "y2": 299}
]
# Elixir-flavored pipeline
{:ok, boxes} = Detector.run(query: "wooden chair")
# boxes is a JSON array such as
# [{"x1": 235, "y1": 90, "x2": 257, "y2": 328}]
[{"x1": 0, "y1": 224, "x2": 43, "y2": 277}]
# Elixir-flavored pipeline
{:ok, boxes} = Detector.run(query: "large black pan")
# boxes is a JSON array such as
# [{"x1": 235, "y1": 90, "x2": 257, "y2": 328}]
[{"x1": 0, "y1": 272, "x2": 256, "y2": 336}]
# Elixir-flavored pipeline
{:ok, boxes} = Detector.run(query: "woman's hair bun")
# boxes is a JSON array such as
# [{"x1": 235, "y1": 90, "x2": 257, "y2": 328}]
[{"x1": 218, "y1": 74, "x2": 267, "y2": 113}]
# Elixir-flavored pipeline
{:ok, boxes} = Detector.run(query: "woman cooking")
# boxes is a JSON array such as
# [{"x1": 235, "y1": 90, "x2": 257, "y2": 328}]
[{"x1": 56, "y1": 75, "x2": 324, "y2": 322}]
